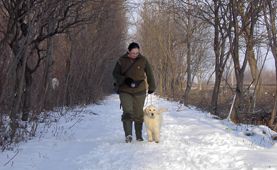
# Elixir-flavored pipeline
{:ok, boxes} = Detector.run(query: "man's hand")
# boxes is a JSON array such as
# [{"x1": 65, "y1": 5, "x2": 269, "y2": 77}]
[{"x1": 124, "y1": 77, "x2": 133, "y2": 87}]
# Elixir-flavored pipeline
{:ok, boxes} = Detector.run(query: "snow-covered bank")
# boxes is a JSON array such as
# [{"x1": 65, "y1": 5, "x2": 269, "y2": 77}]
[{"x1": 1, "y1": 94, "x2": 277, "y2": 170}]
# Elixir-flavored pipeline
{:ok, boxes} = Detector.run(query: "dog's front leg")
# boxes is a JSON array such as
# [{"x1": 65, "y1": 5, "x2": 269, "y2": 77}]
[
  {"x1": 154, "y1": 128, "x2": 160, "y2": 143},
  {"x1": 146, "y1": 129, "x2": 153, "y2": 142}
]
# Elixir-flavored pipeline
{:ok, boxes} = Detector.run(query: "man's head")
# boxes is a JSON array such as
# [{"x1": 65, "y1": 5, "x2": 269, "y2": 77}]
[{"x1": 127, "y1": 42, "x2": 140, "y2": 59}]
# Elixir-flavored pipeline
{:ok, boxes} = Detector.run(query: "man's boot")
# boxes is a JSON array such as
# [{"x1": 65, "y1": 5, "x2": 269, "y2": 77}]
[
  {"x1": 123, "y1": 121, "x2": 133, "y2": 143},
  {"x1": 135, "y1": 122, "x2": 143, "y2": 141}
]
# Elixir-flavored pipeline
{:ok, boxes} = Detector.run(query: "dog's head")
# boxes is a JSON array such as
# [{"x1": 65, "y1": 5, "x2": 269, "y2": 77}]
[{"x1": 144, "y1": 105, "x2": 168, "y2": 118}]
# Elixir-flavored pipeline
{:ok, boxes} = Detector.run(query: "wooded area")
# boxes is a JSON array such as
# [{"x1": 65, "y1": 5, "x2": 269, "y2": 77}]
[
  {"x1": 1, "y1": 0, "x2": 277, "y2": 150},
  {"x1": 137, "y1": 0, "x2": 277, "y2": 131},
  {"x1": 0, "y1": 0, "x2": 127, "y2": 150}
]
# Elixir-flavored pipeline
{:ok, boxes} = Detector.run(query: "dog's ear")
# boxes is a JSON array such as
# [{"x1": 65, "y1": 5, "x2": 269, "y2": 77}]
[
  {"x1": 158, "y1": 108, "x2": 168, "y2": 114},
  {"x1": 144, "y1": 107, "x2": 148, "y2": 115}
]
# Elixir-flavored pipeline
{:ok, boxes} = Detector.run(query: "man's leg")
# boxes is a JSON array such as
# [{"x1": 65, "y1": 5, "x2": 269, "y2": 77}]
[
  {"x1": 119, "y1": 92, "x2": 134, "y2": 143},
  {"x1": 133, "y1": 92, "x2": 146, "y2": 141}
]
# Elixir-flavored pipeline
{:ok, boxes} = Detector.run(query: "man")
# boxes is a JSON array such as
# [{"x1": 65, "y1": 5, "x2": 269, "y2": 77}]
[{"x1": 112, "y1": 42, "x2": 156, "y2": 143}]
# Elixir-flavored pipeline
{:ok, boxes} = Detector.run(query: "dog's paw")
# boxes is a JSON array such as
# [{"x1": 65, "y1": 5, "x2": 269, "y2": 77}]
[
  {"x1": 148, "y1": 140, "x2": 153, "y2": 142},
  {"x1": 155, "y1": 140, "x2": 159, "y2": 143}
]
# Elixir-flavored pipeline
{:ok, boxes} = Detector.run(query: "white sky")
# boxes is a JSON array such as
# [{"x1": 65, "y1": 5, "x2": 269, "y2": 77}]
[{"x1": 125, "y1": 0, "x2": 276, "y2": 72}]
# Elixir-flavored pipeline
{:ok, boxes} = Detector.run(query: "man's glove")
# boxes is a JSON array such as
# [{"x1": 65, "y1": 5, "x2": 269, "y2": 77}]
[
  {"x1": 124, "y1": 77, "x2": 133, "y2": 87},
  {"x1": 148, "y1": 90, "x2": 154, "y2": 94}
]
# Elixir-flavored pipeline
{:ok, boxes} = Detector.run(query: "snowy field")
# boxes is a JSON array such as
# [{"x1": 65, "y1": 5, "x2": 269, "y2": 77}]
[{"x1": 1, "y1": 94, "x2": 277, "y2": 170}]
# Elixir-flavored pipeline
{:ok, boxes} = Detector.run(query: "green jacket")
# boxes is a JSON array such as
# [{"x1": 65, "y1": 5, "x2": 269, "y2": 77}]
[{"x1": 112, "y1": 53, "x2": 156, "y2": 94}]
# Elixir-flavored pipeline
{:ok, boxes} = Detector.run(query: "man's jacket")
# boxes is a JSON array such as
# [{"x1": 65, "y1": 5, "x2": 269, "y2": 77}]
[{"x1": 112, "y1": 53, "x2": 156, "y2": 94}]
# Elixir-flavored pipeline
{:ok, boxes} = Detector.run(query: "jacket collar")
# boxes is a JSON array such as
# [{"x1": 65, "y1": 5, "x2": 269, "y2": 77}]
[{"x1": 123, "y1": 52, "x2": 143, "y2": 59}]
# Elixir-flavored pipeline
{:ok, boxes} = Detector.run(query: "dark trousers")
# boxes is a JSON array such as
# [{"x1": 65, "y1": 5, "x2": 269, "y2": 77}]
[{"x1": 119, "y1": 91, "x2": 146, "y2": 123}]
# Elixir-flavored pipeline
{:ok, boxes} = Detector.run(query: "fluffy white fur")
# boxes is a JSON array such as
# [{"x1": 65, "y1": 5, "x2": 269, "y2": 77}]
[{"x1": 144, "y1": 105, "x2": 168, "y2": 143}]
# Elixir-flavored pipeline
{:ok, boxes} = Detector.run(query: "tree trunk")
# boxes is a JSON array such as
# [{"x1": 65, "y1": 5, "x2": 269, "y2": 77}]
[
  {"x1": 271, "y1": 63, "x2": 277, "y2": 129},
  {"x1": 263, "y1": 0, "x2": 277, "y2": 128},
  {"x1": 22, "y1": 67, "x2": 32, "y2": 121},
  {"x1": 10, "y1": 0, "x2": 31, "y2": 141},
  {"x1": 159, "y1": 61, "x2": 163, "y2": 96},
  {"x1": 10, "y1": 42, "x2": 30, "y2": 142},
  {"x1": 44, "y1": 23, "x2": 54, "y2": 110},
  {"x1": 210, "y1": 72, "x2": 222, "y2": 115},
  {"x1": 231, "y1": 74, "x2": 243, "y2": 123},
  {"x1": 183, "y1": 0, "x2": 191, "y2": 106},
  {"x1": 231, "y1": 58, "x2": 234, "y2": 87},
  {"x1": 197, "y1": 62, "x2": 202, "y2": 92},
  {"x1": 230, "y1": 0, "x2": 241, "y2": 123},
  {"x1": 210, "y1": 0, "x2": 220, "y2": 115},
  {"x1": 158, "y1": 0, "x2": 164, "y2": 96},
  {"x1": 63, "y1": 33, "x2": 73, "y2": 106}
]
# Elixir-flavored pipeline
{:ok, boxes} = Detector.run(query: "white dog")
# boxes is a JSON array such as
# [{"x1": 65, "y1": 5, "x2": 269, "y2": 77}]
[{"x1": 144, "y1": 105, "x2": 168, "y2": 143}]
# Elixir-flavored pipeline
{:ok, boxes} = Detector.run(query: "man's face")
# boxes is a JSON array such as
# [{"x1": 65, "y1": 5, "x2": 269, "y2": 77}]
[{"x1": 128, "y1": 48, "x2": 139, "y2": 59}]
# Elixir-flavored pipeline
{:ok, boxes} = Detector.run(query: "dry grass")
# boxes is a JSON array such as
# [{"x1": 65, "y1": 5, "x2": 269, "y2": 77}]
[{"x1": 161, "y1": 84, "x2": 276, "y2": 128}]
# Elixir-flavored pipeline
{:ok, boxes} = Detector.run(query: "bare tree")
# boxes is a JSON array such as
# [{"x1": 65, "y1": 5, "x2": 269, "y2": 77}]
[
  {"x1": 209, "y1": 0, "x2": 230, "y2": 115},
  {"x1": 138, "y1": 0, "x2": 170, "y2": 96},
  {"x1": 263, "y1": 0, "x2": 277, "y2": 130},
  {"x1": 229, "y1": 0, "x2": 262, "y2": 123},
  {"x1": 182, "y1": 0, "x2": 192, "y2": 106},
  {"x1": 178, "y1": 0, "x2": 230, "y2": 113}
]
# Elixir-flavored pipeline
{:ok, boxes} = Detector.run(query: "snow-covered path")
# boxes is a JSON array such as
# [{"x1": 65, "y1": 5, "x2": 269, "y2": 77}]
[{"x1": 1, "y1": 94, "x2": 277, "y2": 170}]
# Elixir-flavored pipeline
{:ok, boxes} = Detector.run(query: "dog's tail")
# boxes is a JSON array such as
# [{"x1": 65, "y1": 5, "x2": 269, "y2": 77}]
[{"x1": 158, "y1": 108, "x2": 168, "y2": 114}]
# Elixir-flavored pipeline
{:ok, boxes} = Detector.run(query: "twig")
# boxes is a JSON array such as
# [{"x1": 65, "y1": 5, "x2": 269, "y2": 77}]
[
  {"x1": 69, "y1": 118, "x2": 82, "y2": 129},
  {"x1": 4, "y1": 149, "x2": 19, "y2": 166},
  {"x1": 89, "y1": 111, "x2": 98, "y2": 115}
]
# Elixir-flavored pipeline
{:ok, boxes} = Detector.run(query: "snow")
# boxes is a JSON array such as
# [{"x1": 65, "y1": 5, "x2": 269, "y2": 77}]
[{"x1": 1, "y1": 94, "x2": 277, "y2": 170}]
